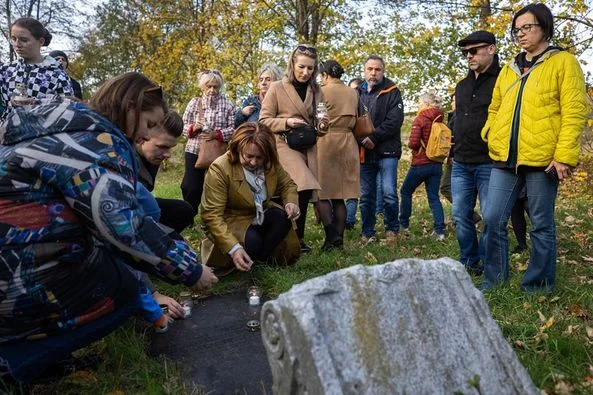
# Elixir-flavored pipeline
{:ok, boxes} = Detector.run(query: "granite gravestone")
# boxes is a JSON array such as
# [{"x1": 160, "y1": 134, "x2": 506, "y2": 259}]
[{"x1": 261, "y1": 258, "x2": 539, "y2": 395}]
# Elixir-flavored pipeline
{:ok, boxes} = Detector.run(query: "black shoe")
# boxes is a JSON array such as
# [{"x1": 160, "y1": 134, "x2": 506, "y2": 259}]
[
  {"x1": 321, "y1": 236, "x2": 343, "y2": 252},
  {"x1": 511, "y1": 245, "x2": 527, "y2": 254},
  {"x1": 345, "y1": 223, "x2": 355, "y2": 230},
  {"x1": 299, "y1": 240, "x2": 312, "y2": 254},
  {"x1": 466, "y1": 265, "x2": 484, "y2": 277}
]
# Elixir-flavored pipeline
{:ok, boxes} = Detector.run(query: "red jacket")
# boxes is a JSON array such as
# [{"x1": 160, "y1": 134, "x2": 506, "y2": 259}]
[{"x1": 408, "y1": 107, "x2": 445, "y2": 166}]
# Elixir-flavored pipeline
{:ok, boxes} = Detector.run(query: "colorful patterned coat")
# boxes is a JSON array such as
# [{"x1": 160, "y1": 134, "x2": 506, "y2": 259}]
[{"x1": 0, "y1": 99, "x2": 202, "y2": 342}]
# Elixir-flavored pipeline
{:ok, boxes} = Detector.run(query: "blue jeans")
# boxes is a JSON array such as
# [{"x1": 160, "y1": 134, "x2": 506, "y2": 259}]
[
  {"x1": 376, "y1": 172, "x2": 384, "y2": 214},
  {"x1": 360, "y1": 158, "x2": 399, "y2": 237},
  {"x1": 483, "y1": 169, "x2": 558, "y2": 292},
  {"x1": 346, "y1": 198, "x2": 358, "y2": 226},
  {"x1": 400, "y1": 163, "x2": 444, "y2": 234},
  {"x1": 451, "y1": 161, "x2": 493, "y2": 271},
  {"x1": 0, "y1": 288, "x2": 141, "y2": 383}
]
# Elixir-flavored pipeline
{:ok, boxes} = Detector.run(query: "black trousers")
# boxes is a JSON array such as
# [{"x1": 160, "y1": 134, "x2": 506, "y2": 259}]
[
  {"x1": 181, "y1": 152, "x2": 207, "y2": 214},
  {"x1": 244, "y1": 207, "x2": 291, "y2": 262},
  {"x1": 156, "y1": 198, "x2": 195, "y2": 234}
]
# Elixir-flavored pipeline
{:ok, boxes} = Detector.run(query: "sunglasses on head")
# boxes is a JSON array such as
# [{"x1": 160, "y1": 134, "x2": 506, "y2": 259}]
[
  {"x1": 143, "y1": 85, "x2": 163, "y2": 99},
  {"x1": 461, "y1": 44, "x2": 491, "y2": 57},
  {"x1": 296, "y1": 45, "x2": 317, "y2": 55}
]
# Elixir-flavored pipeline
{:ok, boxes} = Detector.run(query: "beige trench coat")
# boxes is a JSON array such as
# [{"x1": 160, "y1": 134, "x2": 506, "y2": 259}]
[
  {"x1": 259, "y1": 77, "x2": 324, "y2": 194},
  {"x1": 200, "y1": 153, "x2": 300, "y2": 273},
  {"x1": 317, "y1": 79, "x2": 360, "y2": 200}
]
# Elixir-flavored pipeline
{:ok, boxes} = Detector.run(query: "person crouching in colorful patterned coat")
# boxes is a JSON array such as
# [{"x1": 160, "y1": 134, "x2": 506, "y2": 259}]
[
  {"x1": 0, "y1": 93, "x2": 217, "y2": 383},
  {"x1": 0, "y1": 17, "x2": 73, "y2": 122}
]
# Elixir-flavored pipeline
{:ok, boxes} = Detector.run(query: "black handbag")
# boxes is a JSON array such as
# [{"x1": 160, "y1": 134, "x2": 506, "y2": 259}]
[{"x1": 285, "y1": 124, "x2": 317, "y2": 151}]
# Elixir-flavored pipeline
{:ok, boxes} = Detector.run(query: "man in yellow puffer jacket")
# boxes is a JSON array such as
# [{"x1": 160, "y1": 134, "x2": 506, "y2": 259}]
[{"x1": 480, "y1": 3, "x2": 588, "y2": 293}]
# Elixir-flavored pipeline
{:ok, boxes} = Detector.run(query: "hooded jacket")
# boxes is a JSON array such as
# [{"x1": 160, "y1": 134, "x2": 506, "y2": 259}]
[
  {"x1": 0, "y1": 56, "x2": 73, "y2": 121},
  {"x1": 358, "y1": 78, "x2": 404, "y2": 162},
  {"x1": 0, "y1": 99, "x2": 202, "y2": 342},
  {"x1": 482, "y1": 49, "x2": 588, "y2": 167}
]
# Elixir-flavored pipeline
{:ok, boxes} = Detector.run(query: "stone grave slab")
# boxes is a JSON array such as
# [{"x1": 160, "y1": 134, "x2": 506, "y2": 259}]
[
  {"x1": 151, "y1": 292, "x2": 272, "y2": 394},
  {"x1": 261, "y1": 258, "x2": 539, "y2": 395}
]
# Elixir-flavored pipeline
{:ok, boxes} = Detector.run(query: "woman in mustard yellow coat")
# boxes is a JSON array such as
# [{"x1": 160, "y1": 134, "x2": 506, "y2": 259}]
[
  {"x1": 201, "y1": 122, "x2": 300, "y2": 274},
  {"x1": 481, "y1": 3, "x2": 588, "y2": 293}
]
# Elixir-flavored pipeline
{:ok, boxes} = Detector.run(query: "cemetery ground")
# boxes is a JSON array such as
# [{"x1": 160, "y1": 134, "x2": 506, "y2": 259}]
[{"x1": 12, "y1": 139, "x2": 593, "y2": 395}]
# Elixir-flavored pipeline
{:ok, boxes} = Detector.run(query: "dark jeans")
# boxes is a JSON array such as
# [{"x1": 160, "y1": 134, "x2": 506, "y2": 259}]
[
  {"x1": 440, "y1": 160, "x2": 453, "y2": 204},
  {"x1": 400, "y1": 163, "x2": 444, "y2": 234},
  {"x1": 0, "y1": 286, "x2": 140, "y2": 383},
  {"x1": 181, "y1": 152, "x2": 206, "y2": 214},
  {"x1": 156, "y1": 198, "x2": 195, "y2": 233},
  {"x1": 245, "y1": 207, "x2": 292, "y2": 262}
]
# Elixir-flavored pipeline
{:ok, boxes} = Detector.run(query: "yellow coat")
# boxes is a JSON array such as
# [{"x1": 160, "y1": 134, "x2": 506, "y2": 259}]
[
  {"x1": 200, "y1": 153, "x2": 300, "y2": 272},
  {"x1": 481, "y1": 49, "x2": 588, "y2": 167}
]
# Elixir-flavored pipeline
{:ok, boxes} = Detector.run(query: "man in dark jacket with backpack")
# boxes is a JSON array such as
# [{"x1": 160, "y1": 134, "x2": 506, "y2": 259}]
[
  {"x1": 452, "y1": 30, "x2": 501, "y2": 275},
  {"x1": 358, "y1": 55, "x2": 404, "y2": 244}
]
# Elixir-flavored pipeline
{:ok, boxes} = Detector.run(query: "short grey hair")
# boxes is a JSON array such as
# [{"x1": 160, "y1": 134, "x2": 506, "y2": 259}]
[
  {"x1": 258, "y1": 63, "x2": 283, "y2": 81},
  {"x1": 418, "y1": 91, "x2": 443, "y2": 109}
]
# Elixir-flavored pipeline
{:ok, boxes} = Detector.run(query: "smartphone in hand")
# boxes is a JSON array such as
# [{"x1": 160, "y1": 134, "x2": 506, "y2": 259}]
[{"x1": 545, "y1": 167, "x2": 559, "y2": 181}]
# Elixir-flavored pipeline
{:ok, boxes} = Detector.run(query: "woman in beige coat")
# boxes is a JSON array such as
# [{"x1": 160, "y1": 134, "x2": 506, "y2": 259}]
[
  {"x1": 316, "y1": 60, "x2": 360, "y2": 250},
  {"x1": 259, "y1": 44, "x2": 328, "y2": 253},
  {"x1": 201, "y1": 123, "x2": 300, "y2": 274}
]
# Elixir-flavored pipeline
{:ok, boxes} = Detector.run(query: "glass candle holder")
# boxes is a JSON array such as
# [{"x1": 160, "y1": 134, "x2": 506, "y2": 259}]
[
  {"x1": 179, "y1": 291, "x2": 192, "y2": 317},
  {"x1": 247, "y1": 286, "x2": 262, "y2": 306}
]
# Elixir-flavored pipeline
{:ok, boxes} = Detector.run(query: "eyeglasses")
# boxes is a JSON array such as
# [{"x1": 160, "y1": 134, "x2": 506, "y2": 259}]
[
  {"x1": 461, "y1": 44, "x2": 491, "y2": 57},
  {"x1": 512, "y1": 23, "x2": 540, "y2": 36},
  {"x1": 296, "y1": 45, "x2": 317, "y2": 55}
]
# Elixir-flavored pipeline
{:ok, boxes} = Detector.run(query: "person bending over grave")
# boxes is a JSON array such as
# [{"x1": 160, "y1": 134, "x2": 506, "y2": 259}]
[
  {"x1": 0, "y1": 78, "x2": 217, "y2": 384},
  {"x1": 201, "y1": 122, "x2": 300, "y2": 275}
]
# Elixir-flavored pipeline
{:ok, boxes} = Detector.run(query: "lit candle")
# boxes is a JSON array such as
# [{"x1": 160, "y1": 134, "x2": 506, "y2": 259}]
[
  {"x1": 249, "y1": 295, "x2": 260, "y2": 306},
  {"x1": 247, "y1": 286, "x2": 262, "y2": 306}
]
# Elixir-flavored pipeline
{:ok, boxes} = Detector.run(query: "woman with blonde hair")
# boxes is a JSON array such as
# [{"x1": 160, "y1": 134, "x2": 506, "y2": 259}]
[
  {"x1": 316, "y1": 60, "x2": 359, "y2": 250},
  {"x1": 399, "y1": 91, "x2": 446, "y2": 240},
  {"x1": 201, "y1": 122, "x2": 300, "y2": 273},
  {"x1": 259, "y1": 44, "x2": 328, "y2": 253},
  {"x1": 181, "y1": 70, "x2": 236, "y2": 213},
  {"x1": 235, "y1": 63, "x2": 283, "y2": 127}
]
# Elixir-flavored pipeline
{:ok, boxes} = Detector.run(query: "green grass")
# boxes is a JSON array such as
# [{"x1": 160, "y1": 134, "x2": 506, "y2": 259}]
[{"x1": 28, "y1": 137, "x2": 593, "y2": 394}]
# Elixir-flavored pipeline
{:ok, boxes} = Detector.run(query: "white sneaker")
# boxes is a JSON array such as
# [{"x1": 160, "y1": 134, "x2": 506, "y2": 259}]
[{"x1": 431, "y1": 231, "x2": 445, "y2": 242}]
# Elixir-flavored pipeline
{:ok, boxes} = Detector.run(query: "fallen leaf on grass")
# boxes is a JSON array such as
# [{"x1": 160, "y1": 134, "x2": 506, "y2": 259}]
[
  {"x1": 539, "y1": 316, "x2": 555, "y2": 332},
  {"x1": 365, "y1": 252, "x2": 377, "y2": 264},
  {"x1": 538, "y1": 310, "x2": 547, "y2": 322},
  {"x1": 518, "y1": 260, "x2": 529, "y2": 272},
  {"x1": 564, "y1": 215, "x2": 576, "y2": 223},
  {"x1": 569, "y1": 304, "x2": 589, "y2": 319},
  {"x1": 554, "y1": 380, "x2": 574, "y2": 395},
  {"x1": 523, "y1": 302, "x2": 531, "y2": 310},
  {"x1": 583, "y1": 256, "x2": 593, "y2": 262},
  {"x1": 512, "y1": 340, "x2": 526, "y2": 349},
  {"x1": 586, "y1": 326, "x2": 593, "y2": 338},
  {"x1": 563, "y1": 325, "x2": 580, "y2": 335},
  {"x1": 534, "y1": 331, "x2": 549, "y2": 343},
  {"x1": 550, "y1": 296, "x2": 561, "y2": 303}
]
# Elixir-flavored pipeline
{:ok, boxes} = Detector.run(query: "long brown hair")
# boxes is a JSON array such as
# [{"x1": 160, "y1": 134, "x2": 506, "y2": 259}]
[
  {"x1": 89, "y1": 72, "x2": 166, "y2": 139},
  {"x1": 228, "y1": 122, "x2": 279, "y2": 171}
]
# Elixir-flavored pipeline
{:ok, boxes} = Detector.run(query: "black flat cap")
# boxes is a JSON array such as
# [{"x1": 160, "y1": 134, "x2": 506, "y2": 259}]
[{"x1": 458, "y1": 30, "x2": 496, "y2": 47}]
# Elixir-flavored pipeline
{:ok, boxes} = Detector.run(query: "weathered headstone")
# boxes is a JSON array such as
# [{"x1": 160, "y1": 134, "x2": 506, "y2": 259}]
[{"x1": 261, "y1": 258, "x2": 539, "y2": 395}]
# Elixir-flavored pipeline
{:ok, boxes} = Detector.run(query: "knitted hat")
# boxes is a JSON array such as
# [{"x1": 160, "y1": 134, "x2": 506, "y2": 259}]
[{"x1": 49, "y1": 50, "x2": 68, "y2": 67}]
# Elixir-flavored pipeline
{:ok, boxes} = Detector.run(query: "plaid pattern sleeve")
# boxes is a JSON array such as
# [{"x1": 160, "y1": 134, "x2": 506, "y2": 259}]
[{"x1": 183, "y1": 97, "x2": 200, "y2": 154}]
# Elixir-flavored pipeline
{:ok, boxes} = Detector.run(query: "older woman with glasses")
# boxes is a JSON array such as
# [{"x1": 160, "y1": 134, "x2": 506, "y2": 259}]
[
  {"x1": 481, "y1": 3, "x2": 588, "y2": 293},
  {"x1": 235, "y1": 63, "x2": 283, "y2": 127},
  {"x1": 181, "y1": 70, "x2": 236, "y2": 213},
  {"x1": 201, "y1": 122, "x2": 300, "y2": 274},
  {"x1": 259, "y1": 44, "x2": 328, "y2": 253}
]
